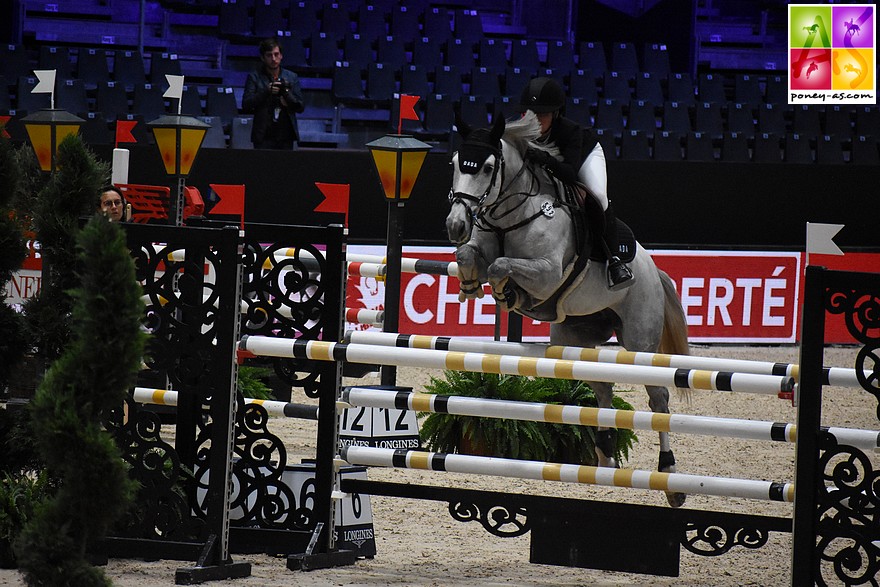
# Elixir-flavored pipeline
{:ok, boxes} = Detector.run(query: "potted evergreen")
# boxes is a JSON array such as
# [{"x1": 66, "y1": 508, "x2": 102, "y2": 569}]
[
  {"x1": 420, "y1": 371, "x2": 637, "y2": 465},
  {"x1": 16, "y1": 215, "x2": 145, "y2": 585}
]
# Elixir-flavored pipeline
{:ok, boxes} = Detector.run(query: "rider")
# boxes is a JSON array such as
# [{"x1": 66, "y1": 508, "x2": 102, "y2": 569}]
[{"x1": 519, "y1": 77, "x2": 634, "y2": 291}]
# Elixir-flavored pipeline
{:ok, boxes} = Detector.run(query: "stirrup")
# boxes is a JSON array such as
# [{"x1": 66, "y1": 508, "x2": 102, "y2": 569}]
[{"x1": 607, "y1": 257, "x2": 634, "y2": 291}]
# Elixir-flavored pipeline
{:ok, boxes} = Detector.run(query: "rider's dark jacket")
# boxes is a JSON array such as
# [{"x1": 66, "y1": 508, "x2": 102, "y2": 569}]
[{"x1": 536, "y1": 115, "x2": 600, "y2": 185}]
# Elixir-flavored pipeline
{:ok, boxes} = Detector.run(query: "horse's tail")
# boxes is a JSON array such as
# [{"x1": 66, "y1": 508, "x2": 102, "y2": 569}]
[
  {"x1": 658, "y1": 269, "x2": 690, "y2": 400},
  {"x1": 658, "y1": 269, "x2": 689, "y2": 356}
]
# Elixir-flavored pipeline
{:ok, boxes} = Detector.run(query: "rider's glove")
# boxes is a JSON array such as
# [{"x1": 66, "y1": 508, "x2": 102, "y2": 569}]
[{"x1": 525, "y1": 147, "x2": 554, "y2": 166}]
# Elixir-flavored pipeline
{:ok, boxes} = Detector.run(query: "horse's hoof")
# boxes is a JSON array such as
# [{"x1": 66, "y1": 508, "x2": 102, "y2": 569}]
[{"x1": 666, "y1": 491, "x2": 687, "y2": 508}]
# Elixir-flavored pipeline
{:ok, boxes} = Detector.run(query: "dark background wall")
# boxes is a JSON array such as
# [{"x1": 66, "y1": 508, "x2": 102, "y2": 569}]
[{"x1": 102, "y1": 145, "x2": 878, "y2": 250}]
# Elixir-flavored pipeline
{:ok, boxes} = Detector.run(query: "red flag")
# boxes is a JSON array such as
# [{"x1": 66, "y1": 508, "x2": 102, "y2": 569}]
[
  {"x1": 115, "y1": 119, "x2": 137, "y2": 147},
  {"x1": 209, "y1": 184, "x2": 246, "y2": 229},
  {"x1": 0, "y1": 116, "x2": 10, "y2": 139},
  {"x1": 314, "y1": 182, "x2": 350, "y2": 227},
  {"x1": 398, "y1": 94, "x2": 420, "y2": 134}
]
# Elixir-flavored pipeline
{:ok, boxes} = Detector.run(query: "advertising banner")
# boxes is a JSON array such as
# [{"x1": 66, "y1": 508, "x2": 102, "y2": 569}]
[{"x1": 345, "y1": 246, "x2": 880, "y2": 344}]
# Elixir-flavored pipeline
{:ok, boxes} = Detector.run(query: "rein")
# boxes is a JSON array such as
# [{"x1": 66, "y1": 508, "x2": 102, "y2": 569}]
[{"x1": 475, "y1": 155, "x2": 575, "y2": 240}]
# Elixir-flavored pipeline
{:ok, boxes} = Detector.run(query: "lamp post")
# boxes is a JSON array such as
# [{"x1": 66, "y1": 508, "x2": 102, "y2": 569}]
[
  {"x1": 22, "y1": 109, "x2": 84, "y2": 173},
  {"x1": 367, "y1": 134, "x2": 431, "y2": 386},
  {"x1": 147, "y1": 114, "x2": 209, "y2": 226}
]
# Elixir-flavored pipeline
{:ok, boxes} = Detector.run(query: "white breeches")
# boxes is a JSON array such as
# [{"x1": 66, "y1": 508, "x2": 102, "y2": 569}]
[{"x1": 578, "y1": 142, "x2": 608, "y2": 211}]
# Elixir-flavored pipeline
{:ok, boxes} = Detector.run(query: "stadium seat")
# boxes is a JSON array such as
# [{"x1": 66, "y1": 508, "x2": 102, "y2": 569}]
[
  {"x1": 470, "y1": 66, "x2": 501, "y2": 98},
  {"x1": 76, "y1": 48, "x2": 111, "y2": 88},
  {"x1": 620, "y1": 129, "x2": 650, "y2": 160},
  {"x1": 720, "y1": 132, "x2": 750, "y2": 162},
  {"x1": 784, "y1": 132, "x2": 813, "y2": 164},
  {"x1": 653, "y1": 130, "x2": 683, "y2": 161},
  {"x1": 814, "y1": 134, "x2": 845, "y2": 164},
  {"x1": 578, "y1": 41, "x2": 607, "y2": 75},
  {"x1": 56, "y1": 79, "x2": 88, "y2": 114},
  {"x1": 662, "y1": 101, "x2": 691, "y2": 134},
  {"x1": 753, "y1": 132, "x2": 782, "y2": 163},
  {"x1": 667, "y1": 73, "x2": 695, "y2": 106},
  {"x1": 697, "y1": 73, "x2": 727, "y2": 104},
  {"x1": 642, "y1": 43, "x2": 671, "y2": 77},
  {"x1": 610, "y1": 42, "x2": 639, "y2": 79},
  {"x1": 626, "y1": 99, "x2": 657, "y2": 132},
  {"x1": 634, "y1": 72, "x2": 664, "y2": 105},
  {"x1": 569, "y1": 69, "x2": 598, "y2": 104},
  {"x1": 510, "y1": 39, "x2": 540, "y2": 72},
  {"x1": 850, "y1": 134, "x2": 879, "y2": 164},
  {"x1": 726, "y1": 102, "x2": 756, "y2": 136},
  {"x1": 602, "y1": 71, "x2": 631, "y2": 102},
  {"x1": 230, "y1": 115, "x2": 254, "y2": 149},
  {"x1": 685, "y1": 131, "x2": 715, "y2": 161},
  {"x1": 113, "y1": 50, "x2": 147, "y2": 88}
]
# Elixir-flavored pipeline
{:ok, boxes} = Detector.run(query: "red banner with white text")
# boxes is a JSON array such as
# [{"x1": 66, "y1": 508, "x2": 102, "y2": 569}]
[{"x1": 344, "y1": 246, "x2": 880, "y2": 344}]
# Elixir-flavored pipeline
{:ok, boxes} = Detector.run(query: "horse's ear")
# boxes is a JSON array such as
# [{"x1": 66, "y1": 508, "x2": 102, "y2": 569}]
[
  {"x1": 455, "y1": 111, "x2": 472, "y2": 139},
  {"x1": 489, "y1": 116, "x2": 505, "y2": 143}
]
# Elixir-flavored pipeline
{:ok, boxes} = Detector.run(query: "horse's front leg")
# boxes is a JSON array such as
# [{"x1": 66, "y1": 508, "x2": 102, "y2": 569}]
[
  {"x1": 486, "y1": 256, "x2": 562, "y2": 311},
  {"x1": 646, "y1": 384, "x2": 687, "y2": 508},
  {"x1": 455, "y1": 242, "x2": 489, "y2": 301}
]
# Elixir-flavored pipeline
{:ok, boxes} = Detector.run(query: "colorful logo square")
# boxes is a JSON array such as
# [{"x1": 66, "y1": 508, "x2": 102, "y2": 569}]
[{"x1": 789, "y1": 4, "x2": 876, "y2": 104}]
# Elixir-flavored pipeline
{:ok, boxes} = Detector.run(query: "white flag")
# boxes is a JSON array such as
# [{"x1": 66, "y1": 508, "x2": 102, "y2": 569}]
[
  {"x1": 32, "y1": 70, "x2": 56, "y2": 94},
  {"x1": 163, "y1": 75, "x2": 185, "y2": 100},
  {"x1": 806, "y1": 222, "x2": 844, "y2": 256}
]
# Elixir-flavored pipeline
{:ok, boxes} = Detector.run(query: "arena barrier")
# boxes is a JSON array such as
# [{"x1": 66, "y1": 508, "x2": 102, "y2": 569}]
[
  {"x1": 238, "y1": 336, "x2": 796, "y2": 395},
  {"x1": 341, "y1": 446, "x2": 795, "y2": 503},
  {"x1": 345, "y1": 331, "x2": 865, "y2": 389},
  {"x1": 132, "y1": 387, "x2": 319, "y2": 420},
  {"x1": 339, "y1": 387, "x2": 880, "y2": 451}
]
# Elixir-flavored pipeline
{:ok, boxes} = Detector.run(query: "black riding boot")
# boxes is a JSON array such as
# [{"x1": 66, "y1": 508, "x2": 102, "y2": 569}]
[{"x1": 602, "y1": 203, "x2": 634, "y2": 291}]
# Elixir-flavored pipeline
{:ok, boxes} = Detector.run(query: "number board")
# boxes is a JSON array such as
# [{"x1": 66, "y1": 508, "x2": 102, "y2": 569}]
[
  {"x1": 283, "y1": 462, "x2": 376, "y2": 558},
  {"x1": 338, "y1": 386, "x2": 421, "y2": 450}
]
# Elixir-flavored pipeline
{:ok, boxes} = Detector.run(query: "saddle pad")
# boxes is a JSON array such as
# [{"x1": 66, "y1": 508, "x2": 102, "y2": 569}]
[{"x1": 590, "y1": 219, "x2": 637, "y2": 264}]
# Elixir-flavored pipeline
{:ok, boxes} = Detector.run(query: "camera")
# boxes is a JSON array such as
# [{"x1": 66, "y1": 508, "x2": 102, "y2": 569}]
[{"x1": 275, "y1": 79, "x2": 290, "y2": 92}]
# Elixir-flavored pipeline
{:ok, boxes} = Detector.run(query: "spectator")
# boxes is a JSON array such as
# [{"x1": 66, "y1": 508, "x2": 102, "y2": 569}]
[
  {"x1": 97, "y1": 185, "x2": 128, "y2": 222},
  {"x1": 242, "y1": 38, "x2": 305, "y2": 150}
]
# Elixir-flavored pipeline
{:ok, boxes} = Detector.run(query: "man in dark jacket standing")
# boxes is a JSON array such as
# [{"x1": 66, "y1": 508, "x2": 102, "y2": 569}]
[{"x1": 243, "y1": 38, "x2": 305, "y2": 149}]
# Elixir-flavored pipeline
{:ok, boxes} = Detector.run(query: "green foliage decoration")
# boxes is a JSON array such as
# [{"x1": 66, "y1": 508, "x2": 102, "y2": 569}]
[
  {"x1": 16, "y1": 215, "x2": 145, "y2": 587},
  {"x1": 237, "y1": 365, "x2": 276, "y2": 400},
  {"x1": 0, "y1": 472, "x2": 51, "y2": 569},
  {"x1": 420, "y1": 371, "x2": 637, "y2": 465}
]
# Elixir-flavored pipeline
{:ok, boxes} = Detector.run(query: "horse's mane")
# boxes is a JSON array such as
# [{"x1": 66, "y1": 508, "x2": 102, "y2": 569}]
[{"x1": 504, "y1": 111, "x2": 560, "y2": 159}]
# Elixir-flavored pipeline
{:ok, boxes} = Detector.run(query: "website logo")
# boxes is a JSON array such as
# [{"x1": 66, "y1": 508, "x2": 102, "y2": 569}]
[{"x1": 789, "y1": 4, "x2": 876, "y2": 104}]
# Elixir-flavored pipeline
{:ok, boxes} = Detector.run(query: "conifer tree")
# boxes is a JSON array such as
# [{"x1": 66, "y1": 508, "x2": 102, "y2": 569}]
[
  {"x1": 17, "y1": 215, "x2": 145, "y2": 587},
  {"x1": 0, "y1": 135, "x2": 29, "y2": 387}
]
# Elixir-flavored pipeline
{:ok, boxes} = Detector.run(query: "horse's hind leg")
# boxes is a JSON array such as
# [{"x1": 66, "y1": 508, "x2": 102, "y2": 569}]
[
  {"x1": 646, "y1": 384, "x2": 686, "y2": 508},
  {"x1": 590, "y1": 380, "x2": 618, "y2": 468}
]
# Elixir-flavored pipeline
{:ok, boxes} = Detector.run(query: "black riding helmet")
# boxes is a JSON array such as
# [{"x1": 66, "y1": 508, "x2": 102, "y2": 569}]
[{"x1": 519, "y1": 77, "x2": 565, "y2": 114}]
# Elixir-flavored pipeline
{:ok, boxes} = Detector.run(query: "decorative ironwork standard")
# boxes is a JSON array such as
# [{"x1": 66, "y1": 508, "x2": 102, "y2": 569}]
[{"x1": 793, "y1": 266, "x2": 880, "y2": 587}]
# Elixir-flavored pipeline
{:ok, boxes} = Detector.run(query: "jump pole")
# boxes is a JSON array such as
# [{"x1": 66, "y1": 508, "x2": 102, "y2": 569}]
[
  {"x1": 341, "y1": 446, "x2": 795, "y2": 503},
  {"x1": 346, "y1": 330, "x2": 864, "y2": 389},
  {"x1": 133, "y1": 387, "x2": 320, "y2": 420},
  {"x1": 238, "y1": 336, "x2": 795, "y2": 395},
  {"x1": 274, "y1": 248, "x2": 460, "y2": 277},
  {"x1": 340, "y1": 387, "x2": 880, "y2": 451}
]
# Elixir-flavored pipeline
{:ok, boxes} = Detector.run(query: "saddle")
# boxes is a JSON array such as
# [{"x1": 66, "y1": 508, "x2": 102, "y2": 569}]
[{"x1": 565, "y1": 183, "x2": 637, "y2": 265}]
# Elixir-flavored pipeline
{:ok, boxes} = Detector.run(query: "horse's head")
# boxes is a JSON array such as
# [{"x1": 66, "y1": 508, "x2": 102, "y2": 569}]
[{"x1": 446, "y1": 116, "x2": 506, "y2": 244}]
